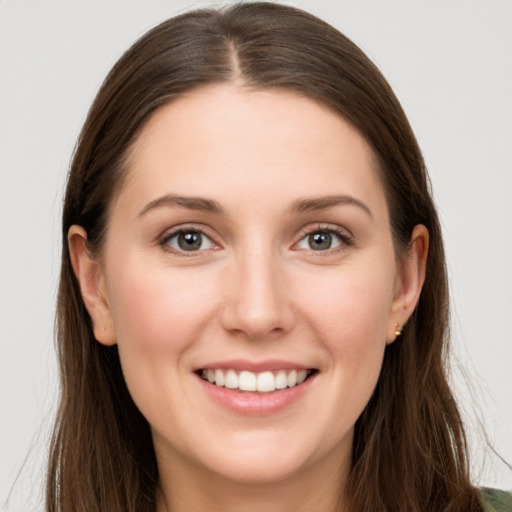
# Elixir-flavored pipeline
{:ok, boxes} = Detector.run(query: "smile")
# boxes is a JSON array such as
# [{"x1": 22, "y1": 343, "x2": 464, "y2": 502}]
[{"x1": 200, "y1": 368, "x2": 314, "y2": 393}]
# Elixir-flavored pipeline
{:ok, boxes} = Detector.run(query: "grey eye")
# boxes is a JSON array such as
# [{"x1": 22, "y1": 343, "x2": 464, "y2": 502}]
[
  {"x1": 297, "y1": 230, "x2": 343, "y2": 251},
  {"x1": 165, "y1": 230, "x2": 214, "y2": 252},
  {"x1": 308, "y1": 232, "x2": 332, "y2": 250}
]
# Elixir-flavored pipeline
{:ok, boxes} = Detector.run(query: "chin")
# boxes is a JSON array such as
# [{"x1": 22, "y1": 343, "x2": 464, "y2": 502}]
[
  {"x1": 202, "y1": 451, "x2": 309, "y2": 485},
  {"x1": 187, "y1": 426, "x2": 348, "y2": 486}
]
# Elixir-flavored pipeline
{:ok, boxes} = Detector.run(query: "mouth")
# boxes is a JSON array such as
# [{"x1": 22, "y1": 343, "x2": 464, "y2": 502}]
[{"x1": 197, "y1": 368, "x2": 317, "y2": 393}]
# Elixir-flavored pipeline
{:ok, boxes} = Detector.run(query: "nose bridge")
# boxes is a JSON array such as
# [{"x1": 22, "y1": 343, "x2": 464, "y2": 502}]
[{"x1": 221, "y1": 237, "x2": 292, "y2": 339}]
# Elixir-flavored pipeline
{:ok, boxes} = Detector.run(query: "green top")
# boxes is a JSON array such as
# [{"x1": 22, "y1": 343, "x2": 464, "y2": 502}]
[{"x1": 481, "y1": 488, "x2": 512, "y2": 512}]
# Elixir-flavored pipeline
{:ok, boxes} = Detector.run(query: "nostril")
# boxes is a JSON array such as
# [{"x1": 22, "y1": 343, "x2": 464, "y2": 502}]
[{"x1": 218, "y1": 271, "x2": 295, "y2": 340}]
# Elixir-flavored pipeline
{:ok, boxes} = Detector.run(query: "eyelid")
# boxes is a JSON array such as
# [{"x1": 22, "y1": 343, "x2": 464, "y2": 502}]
[
  {"x1": 292, "y1": 223, "x2": 354, "y2": 252},
  {"x1": 159, "y1": 224, "x2": 221, "y2": 255}
]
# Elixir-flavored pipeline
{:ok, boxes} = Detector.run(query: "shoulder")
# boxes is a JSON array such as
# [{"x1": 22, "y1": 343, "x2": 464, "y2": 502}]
[{"x1": 480, "y1": 488, "x2": 512, "y2": 512}]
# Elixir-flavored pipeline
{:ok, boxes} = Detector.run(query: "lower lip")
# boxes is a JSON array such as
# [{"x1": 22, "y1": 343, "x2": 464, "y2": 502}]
[{"x1": 196, "y1": 373, "x2": 316, "y2": 415}]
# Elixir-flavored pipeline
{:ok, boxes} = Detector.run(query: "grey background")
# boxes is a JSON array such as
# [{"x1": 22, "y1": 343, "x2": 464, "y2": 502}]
[{"x1": 1, "y1": 1, "x2": 511, "y2": 509}]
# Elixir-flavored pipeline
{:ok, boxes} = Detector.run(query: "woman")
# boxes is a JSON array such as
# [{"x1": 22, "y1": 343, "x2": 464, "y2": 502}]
[{"x1": 46, "y1": 3, "x2": 510, "y2": 511}]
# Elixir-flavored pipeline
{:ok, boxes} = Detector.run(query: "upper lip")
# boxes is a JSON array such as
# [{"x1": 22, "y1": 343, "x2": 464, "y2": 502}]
[{"x1": 196, "y1": 359, "x2": 314, "y2": 373}]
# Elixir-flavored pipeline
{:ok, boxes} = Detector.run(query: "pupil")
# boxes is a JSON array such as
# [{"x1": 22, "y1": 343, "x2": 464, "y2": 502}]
[
  {"x1": 178, "y1": 232, "x2": 201, "y2": 251},
  {"x1": 309, "y1": 232, "x2": 332, "y2": 250}
]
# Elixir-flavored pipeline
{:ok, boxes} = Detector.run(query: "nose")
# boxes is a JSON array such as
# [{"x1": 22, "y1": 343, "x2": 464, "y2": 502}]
[{"x1": 220, "y1": 246, "x2": 295, "y2": 341}]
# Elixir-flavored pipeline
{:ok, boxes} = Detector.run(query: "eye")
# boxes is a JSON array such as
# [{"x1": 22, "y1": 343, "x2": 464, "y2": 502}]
[
  {"x1": 163, "y1": 229, "x2": 215, "y2": 252},
  {"x1": 295, "y1": 228, "x2": 350, "y2": 251}
]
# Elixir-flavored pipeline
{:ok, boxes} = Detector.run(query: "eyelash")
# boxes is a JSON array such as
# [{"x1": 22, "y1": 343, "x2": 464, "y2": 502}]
[
  {"x1": 159, "y1": 224, "x2": 354, "y2": 256},
  {"x1": 295, "y1": 224, "x2": 354, "y2": 254},
  {"x1": 160, "y1": 226, "x2": 218, "y2": 256}
]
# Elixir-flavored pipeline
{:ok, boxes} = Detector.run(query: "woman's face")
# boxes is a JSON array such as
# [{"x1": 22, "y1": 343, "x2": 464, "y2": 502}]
[{"x1": 74, "y1": 84, "x2": 425, "y2": 486}]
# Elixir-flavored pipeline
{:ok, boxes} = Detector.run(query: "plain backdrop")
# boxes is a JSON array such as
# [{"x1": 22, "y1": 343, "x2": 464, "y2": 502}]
[{"x1": 1, "y1": 1, "x2": 511, "y2": 510}]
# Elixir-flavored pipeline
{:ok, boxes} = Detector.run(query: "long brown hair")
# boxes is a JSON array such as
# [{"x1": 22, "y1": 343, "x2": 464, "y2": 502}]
[{"x1": 47, "y1": 3, "x2": 484, "y2": 511}]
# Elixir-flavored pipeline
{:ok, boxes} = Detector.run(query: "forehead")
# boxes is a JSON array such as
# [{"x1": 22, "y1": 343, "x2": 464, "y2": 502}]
[{"x1": 117, "y1": 84, "x2": 387, "y2": 219}]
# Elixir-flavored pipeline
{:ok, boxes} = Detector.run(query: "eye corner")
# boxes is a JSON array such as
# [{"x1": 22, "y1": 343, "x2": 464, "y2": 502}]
[
  {"x1": 159, "y1": 226, "x2": 221, "y2": 256},
  {"x1": 292, "y1": 224, "x2": 354, "y2": 254}
]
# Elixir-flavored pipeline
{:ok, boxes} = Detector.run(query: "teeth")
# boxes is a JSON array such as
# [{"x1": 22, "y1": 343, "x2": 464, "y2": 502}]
[
  {"x1": 257, "y1": 371, "x2": 275, "y2": 392},
  {"x1": 239, "y1": 370, "x2": 257, "y2": 391},
  {"x1": 225, "y1": 369, "x2": 238, "y2": 389},
  {"x1": 275, "y1": 370, "x2": 288, "y2": 389},
  {"x1": 287, "y1": 369, "x2": 297, "y2": 387},
  {"x1": 200, "y1": 368, "x2": 311, "y2": 392},
  {"x1": 214, "y1": 369, "x2": 225, "y2": 387}
]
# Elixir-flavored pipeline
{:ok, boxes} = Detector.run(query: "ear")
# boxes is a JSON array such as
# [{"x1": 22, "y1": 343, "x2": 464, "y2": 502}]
[
  {"x1": 68, "y1": 225, "x2": 116, "y2": 346},
  {"x1": 387, "y1": 224, "x2": 429, "y2": 344}
]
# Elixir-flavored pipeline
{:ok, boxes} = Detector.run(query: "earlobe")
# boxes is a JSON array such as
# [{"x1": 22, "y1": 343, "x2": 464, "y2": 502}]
[
  {"x1": 387, "y1": 224, "x2": 429, "y2": 344},
  {"x1": 68, "y1": 225, "x2": 116, "y2": 346}
]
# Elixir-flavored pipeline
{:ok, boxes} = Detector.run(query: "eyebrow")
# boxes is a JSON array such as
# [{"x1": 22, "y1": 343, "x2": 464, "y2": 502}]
[
  {"x1": 138, "y1": 193, "x2": 373, "y2": 220},
  {"x1": 138, "y1": 194, "x2": 224, "y2": 217},
  {"x1": 289, "y1": 195, "x2": 373, "y2": 219}
]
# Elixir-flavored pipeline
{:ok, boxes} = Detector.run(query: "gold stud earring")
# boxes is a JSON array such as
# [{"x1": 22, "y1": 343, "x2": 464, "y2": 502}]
[{"x1": 394, "y1": 323, "x2": 403, "y2": 336}]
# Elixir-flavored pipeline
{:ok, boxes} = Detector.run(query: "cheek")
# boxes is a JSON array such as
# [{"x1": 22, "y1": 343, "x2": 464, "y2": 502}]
[
  {"x1": 298, "y1": 264, "x2": 396, "y2": 349},
  {"x1": 314, "y1": 284, "x2": 387, "y2": 390},
  {"x1": 103, "y1": 256, "x2": 223, "y2": 425},
  {"x1": 293, "y1": 256, "x2": 396, "y2": 416},
  {"x1": 279, "y1": 261, "x2": 396, "y2": 460},
  {"x1": 105, "y1": 257, "x2": 219, "y2": 358}
]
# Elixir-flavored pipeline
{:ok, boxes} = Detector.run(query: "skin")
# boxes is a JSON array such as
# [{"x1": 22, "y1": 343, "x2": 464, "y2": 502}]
[{"x1": 69, "y1": 84, "x2": 428, "y2": 512}]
